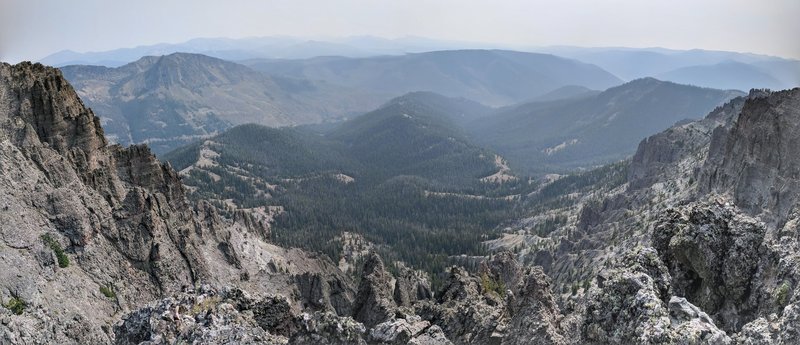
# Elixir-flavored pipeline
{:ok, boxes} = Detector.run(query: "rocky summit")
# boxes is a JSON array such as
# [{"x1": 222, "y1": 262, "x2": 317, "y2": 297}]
[{"x1": 1, "y1": 59, "x2": 799, "y2": 344}]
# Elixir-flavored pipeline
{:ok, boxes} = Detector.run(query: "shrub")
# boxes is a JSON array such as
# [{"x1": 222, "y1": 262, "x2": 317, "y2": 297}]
[
  {"x1": 480, "y1": 273, "x2": 506, "y2": 298},
  {"x1": 775, "y1": 281, "x2": 791, "y2": 306},
  {"x1": 41, "y1": 234, "x2": 69, "y2": 268},
  {"x1": 99, "y1": 284, "x2": 116, "y2": 299},
  {"x1": 3, "y1": 297, "x2": 25, "y2": 315},
  {"x1": 191, "y1": 296, "x2": 221, "y2": 314}
]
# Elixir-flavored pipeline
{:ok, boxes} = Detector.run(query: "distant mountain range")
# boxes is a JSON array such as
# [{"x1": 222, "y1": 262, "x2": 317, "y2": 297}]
[
  {"x1": 655, "y1": 61, "x2": 785, "y2": 91},
  {"x1": 58, "y1": 50, "x2": 623, "y2": 153},
  {"x1": 244, "y1": 50, "x2": 623, "y2": 106},
  {"x1": 465, "y1": 78, "x2": 745, "y2": 172},
  {"x1": 40, "y1": 36, "x2": 799, "y2": 92},
  {"x1": 60, "y1": 53, "x2": 383, "y2": 153},
  {"x1": 539, "y1": 46, "x2": 800, "y2": 90},
  {"x1": 59, "y1": 49, "x2": 745, "y2": 170},
  {"x1": 55, "y1": 48, "x2": 786, "y2": 160},
  {"x1": 39, "y1": 36, "x2": 499, "y2": 67},
  {"x1": 166, "y1": 79, "x2": 744, "y2": 183}
]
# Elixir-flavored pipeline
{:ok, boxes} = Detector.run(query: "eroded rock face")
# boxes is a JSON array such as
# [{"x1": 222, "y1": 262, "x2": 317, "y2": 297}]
[
  {"x1": 393, "y1": 262, "x2": 433, "y2": 307},
  {"x1": 653, "y1": 200, "x2": 766, "y2": 330},
  {"x1": 0, "y1": 62, "x2": 359, "y2": 344},
  {"x1": 414, "y1": 253, "x2": 568, "y2": 345},
  {"x1": 114, "y1": 286, "x2": 364, "y2": 345},
  {"x1": 352, "y1": 252, "x2": 397, "y2": 328},
  {"x1": 370, "y1": 314, "x2": 453, "y2": 345},
  {"x1": 417, "y1": 265, "x2": 507, "y2": 344},
  {"x1": 478, "y1": 251, "x2": 525, "y2": 297},
  {"x1": 291, "y1": 311, "x2": 367, "y2": 345},
  {"x1": 581, "y1": 247, "x2": 731, "y2": 345},
  {"x1": 114, "y1": 286, "x2": 286, "y2": 345},
  {"x1": 582, "y1": 248, "x2": 676, "y2": 344},
  {"x1": 668, "y1": 296, "x2": 731, "y2": 345},
  {"x1": 503, "y1": 266, "x2": 565, "y2": 345},
  {"x1": 629, "y1": 96, "x2": 746, "y2": 190},
  {"x1": 0, "y1": 62, "x2": 213, "y2": 343},
  {"x1": 0, "y1": 62, "x2": 106, "y2": 159},
  {"x1": 701, "y1": 88, "x2": 800, "y2": 227},
  {"x1": 537, "y1": 89, "x2": 800, "y2": 344},
  {"x1": 294, "y1": 272, "x2": 355, "y2": 316}
]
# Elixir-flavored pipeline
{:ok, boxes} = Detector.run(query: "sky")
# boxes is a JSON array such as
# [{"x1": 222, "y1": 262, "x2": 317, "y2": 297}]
[{"x1": 1, "y1": 0, "x2": 799, "y2": 62}]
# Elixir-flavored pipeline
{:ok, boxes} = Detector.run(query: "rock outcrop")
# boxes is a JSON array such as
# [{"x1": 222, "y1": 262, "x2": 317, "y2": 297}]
[
  {"x1": 114, "y1": 286, "x2": 286, "y2": 345},
  {"x1": 352, "y1": 252, "x2": 397, "y2": 328},
  {"x1": 478, "y1": 251, "x2": 525, "y2": 298},
  {"x1": 416, "y1": 265, "x2": 507, "y2": 344},
  {"x1": 294, "y1": 271, "x2": 355, "y2": 316},
  {"x1": 653, "y1": 199, "x2": 766, "y2": 330},
  {"x1": 503, "y1": 88, "x2": 800, "y2": 344},
  {"x1": 629, "y1": 95, "x2": 746, "y2": 190},
  {"x1": 701, "y1": 88, "x2": 800, "y2": 227},
  {"x1": 582, "y1": 248, "x2": 730, "y2": 344},
  {"x1": 393, "y1": 262, "x2": 433, "y2": 307},
  {"x1": 0, "y1": 61, "x2": 208, "y2": 343},
  {"x1": 503, "y1": 267, "x2": 565, "y2": 345},
  {"x1": 413, "y1": 252, "x2": 568, "y2": 345},
  {"x1": 291, "y1": 311, "x2": 367, "y2": 345}
]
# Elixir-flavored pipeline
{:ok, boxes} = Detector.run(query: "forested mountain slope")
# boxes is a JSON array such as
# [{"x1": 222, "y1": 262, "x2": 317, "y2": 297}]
[
  {"x1": 467, "y1": 78, "x2": 743, "y2": 173},
  {"x1": 165, "y1": 92, "x2": 530, "y2": 275}
]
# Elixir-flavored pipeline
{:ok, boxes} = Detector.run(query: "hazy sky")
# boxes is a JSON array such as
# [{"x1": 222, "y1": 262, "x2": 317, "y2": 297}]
[{"x1": 2, "y1": 0, "x2": 799, "y2": 62}]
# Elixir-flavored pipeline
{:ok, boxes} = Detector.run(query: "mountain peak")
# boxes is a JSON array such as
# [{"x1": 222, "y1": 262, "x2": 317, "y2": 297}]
[{"x1": 631, "y1": 76, "x2": 661, "y2": 82}]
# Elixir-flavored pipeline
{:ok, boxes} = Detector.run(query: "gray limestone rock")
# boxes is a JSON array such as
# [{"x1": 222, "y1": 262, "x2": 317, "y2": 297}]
[
  {"x1": 114, "y1": 286, "x2": 286, "y2": 345},
  {"x1": 653, "y1": 200, "x2": 766, "y2": 330},
  {"x1": 291, "y1": 311, "x2": 367, "y2": 345},
  {"x1": 393, "y1": 262, "x2": 433, "y2": 307},
  {"x1": 701, "y1": 88, "x2": 800, "y2": 227},
  {"x1": 503, "y1": 266, "x2": 566, "y2": 345},
  {"x1": 352, "y1": 252, "x2": 396, "y2": 328}
]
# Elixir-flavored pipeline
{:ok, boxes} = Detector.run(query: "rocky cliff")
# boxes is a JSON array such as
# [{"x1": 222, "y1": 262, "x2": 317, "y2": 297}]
[
  {"x1": 700, "y1": 88, "x2": 800, "y2": 228},
  {"x1": 589, "y1": 88, "x2": 800, "y2": 343},
  {"x1": 487, "y1": 87, "x2": 800, "y2": 344},
  {"x1": 0, "y1": 62, "x2": 355, "y2": 344}
]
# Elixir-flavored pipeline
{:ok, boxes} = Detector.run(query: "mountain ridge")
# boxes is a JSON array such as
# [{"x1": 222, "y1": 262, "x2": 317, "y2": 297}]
[
  {"x1": 467, "y1": 77, "x2": 744, "y2": 173},
  {"x1": 59, "y1": 52, "x2": 383, "y2": 153},
  {"x1": 245, "y1": 49, "x2": 623, "y2": 106}
]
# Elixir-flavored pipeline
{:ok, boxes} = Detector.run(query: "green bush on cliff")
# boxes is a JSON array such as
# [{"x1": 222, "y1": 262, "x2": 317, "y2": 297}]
[
  {"x1": 3, "y1": 296, "x2": 25, "y2": 315},
  {"x1": 41, "y1": 233, "x2": 69, "y2": 268}
]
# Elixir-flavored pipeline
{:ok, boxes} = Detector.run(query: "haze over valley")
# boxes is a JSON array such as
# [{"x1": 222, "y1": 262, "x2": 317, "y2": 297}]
[{"x1": 1, "y1": 1, "x2": 800, "y2": 344}]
